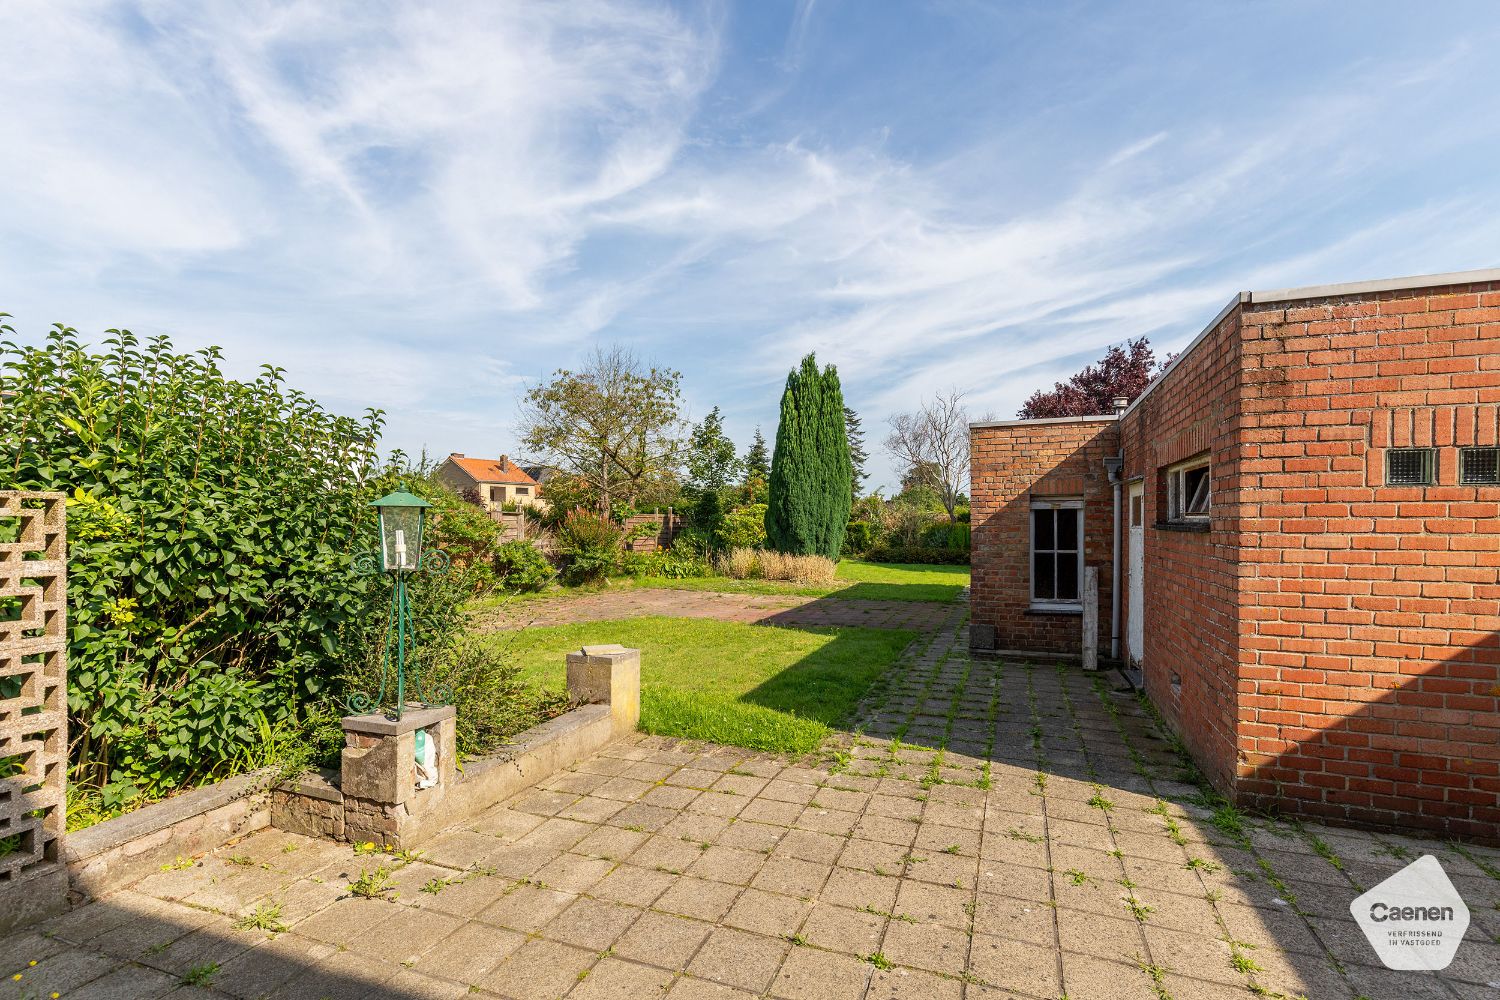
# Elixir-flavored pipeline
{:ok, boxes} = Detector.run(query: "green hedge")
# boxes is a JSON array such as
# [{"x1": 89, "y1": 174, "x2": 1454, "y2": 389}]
[{"x1": 860, "y1": 545, "x2": 970, "y2": 565}]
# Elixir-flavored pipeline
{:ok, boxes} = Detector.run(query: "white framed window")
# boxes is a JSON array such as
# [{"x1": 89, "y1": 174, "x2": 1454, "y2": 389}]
[
  {"x1": 1165, "y1": 455, "x2": 1210, "y2": 522},
  {"x1": 514, "y1": 486, "x2": 530, "y2": 495},
  {"x1": 1030, "y1": 499, "x2": 1083, "y2": 608}
]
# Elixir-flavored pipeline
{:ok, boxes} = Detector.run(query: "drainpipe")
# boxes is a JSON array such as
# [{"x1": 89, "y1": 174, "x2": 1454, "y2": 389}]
[{"x1": 1105, "y1": 395, "x2": 1130, "y2": 661}]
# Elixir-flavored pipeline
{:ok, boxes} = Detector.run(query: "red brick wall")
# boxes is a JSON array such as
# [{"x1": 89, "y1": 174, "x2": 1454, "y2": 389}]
[
  {"x1": 1231, "y1": 280, "x2": 1500, "y2": 840},
  {"x1": 970, "y1": 418, "x2": 1118, "y2": 655},
  {"x1": 1119, "y1": 307, "x2": 1246, "y2": 793}
]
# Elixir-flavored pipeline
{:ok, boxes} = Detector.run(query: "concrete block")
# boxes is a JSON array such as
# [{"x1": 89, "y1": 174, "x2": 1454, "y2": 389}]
[{"x1": 566, "y1": 645, "x2": 641, "y2": 737}]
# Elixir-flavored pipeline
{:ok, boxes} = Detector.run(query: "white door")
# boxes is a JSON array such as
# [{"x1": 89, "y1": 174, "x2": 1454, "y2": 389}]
[{"x1": 1126, "y1": 481, "x2": 1145, "y2": 667}]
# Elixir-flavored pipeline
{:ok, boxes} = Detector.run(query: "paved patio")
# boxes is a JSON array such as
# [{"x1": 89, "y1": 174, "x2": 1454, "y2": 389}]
[
  {"x1": 472, "y1": 587, "x2": 957, "y2": 634},
  {"x1": 7, "y1": 615, "x2": 1500, "y2": 999}
]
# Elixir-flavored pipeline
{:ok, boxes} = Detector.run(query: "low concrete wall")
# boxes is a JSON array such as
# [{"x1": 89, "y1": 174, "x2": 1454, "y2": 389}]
[{"x1": 62, "y1": 771, "x2": 272, "y2": 901}]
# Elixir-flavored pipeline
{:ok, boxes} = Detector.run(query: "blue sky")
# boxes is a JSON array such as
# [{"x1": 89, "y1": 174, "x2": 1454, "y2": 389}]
[{"x1": 3, "y1": 1, "x2": 1499, "y2": 492}]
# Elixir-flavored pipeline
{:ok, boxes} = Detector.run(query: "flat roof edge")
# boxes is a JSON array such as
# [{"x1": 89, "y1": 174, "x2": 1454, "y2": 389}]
[
  {"x1": 970, "y1": 414, "x2": 1119, "y2": 430},
  {"x1": 1249, "y1": 266, "x2": 1500, "y2": 304},
  {"x1": 1120, "y1": 292, "x2": 1245, "y2": 419}
]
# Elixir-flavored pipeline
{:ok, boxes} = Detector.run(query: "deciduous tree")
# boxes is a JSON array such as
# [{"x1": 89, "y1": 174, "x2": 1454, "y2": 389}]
[
  {"x1": 885, "y1": 390, "x2": 970, "y2": 522},
  {"x1": 1018, "y1": 337, "x2": 1166, "y2": 418}
]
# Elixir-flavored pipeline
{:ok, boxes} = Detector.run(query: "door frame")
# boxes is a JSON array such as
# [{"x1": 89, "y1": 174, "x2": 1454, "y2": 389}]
[{"x1": 1126, "y1": 479, "x2": 1145, "y2": 668}]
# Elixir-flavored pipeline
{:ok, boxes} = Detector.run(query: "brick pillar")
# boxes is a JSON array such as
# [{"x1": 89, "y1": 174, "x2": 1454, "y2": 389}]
[{"x1": 339, "y1": 705, "x2": 456, "y2": 849}]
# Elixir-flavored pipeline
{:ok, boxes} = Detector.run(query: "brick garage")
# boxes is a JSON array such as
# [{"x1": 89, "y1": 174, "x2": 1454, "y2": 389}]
[{"x1": 971, "y1": 267, "x2": 1500, "y2": 842}]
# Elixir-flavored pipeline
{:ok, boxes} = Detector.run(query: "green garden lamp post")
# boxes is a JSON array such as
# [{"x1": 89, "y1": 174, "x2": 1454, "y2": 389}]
[{"x1": 349, "y1": 490, "x2": 451, "y2": 720}]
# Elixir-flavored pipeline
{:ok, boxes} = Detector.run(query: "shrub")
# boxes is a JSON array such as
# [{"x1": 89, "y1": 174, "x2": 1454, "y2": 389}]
[
  {"x1": 619, "y1": 547, "x2": 712, "y2": 579},
  {"x1": 0, "y1": 324, "x2": 473, "y2": 807},
  {"x1": 844, "y1": 520, "x2": 876, "y2": 553},
  {"x1": 492, "y1": 541, "x2": 554, "y2": 593},
  {"x1": 555, "y1": 510, "x2": 623, "y2": 585},
  {"x1": 717, "y1": 547, "x2": 761, "y2": 580},
  {"x1": 919, "y1": 520, "x2": 971, "y2": 551},
  {"x1": 719, "y1": 504, "x2": 768, "y2": 550},
  {"x1": 861, "y1": 545, "x2": 970, "y2": 565},
  {"x1": 759, "y1": 551, "x2": 837, "y2": 584}
]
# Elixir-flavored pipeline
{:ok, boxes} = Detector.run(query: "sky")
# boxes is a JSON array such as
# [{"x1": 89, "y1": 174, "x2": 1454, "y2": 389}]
[{"x1": 3, "y1": 1, "x2": 1499, "y2": 493}]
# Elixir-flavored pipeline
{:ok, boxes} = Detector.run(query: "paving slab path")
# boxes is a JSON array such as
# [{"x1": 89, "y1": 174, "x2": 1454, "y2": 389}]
[
  {"x1": 472, "y1": 586, "x2": 958, "y2": 633},
  {"x1": 11, "y1": 613, "x2": 1500, "y2": 999}
]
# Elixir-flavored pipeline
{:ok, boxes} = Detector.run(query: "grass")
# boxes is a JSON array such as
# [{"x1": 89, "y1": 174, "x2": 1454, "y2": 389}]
[
  {"x1": 492, "y1": 616, "x2": 914, "y2": 754},
  {"x1": 623, "y1": 560, "x2": 969, "y2": 603}
]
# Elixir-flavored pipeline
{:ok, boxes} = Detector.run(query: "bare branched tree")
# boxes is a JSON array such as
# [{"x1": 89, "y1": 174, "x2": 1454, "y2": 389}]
[
  {"x1": 517, "y1": 346, "x2": 684, "y2": 512},
  {"x1": 885, "y1": 390, "x2": 970, "y2": 521}
]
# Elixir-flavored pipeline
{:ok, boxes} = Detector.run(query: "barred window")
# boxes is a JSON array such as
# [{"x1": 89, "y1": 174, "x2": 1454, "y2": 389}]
[
  {"x1": 1386, "y1": 448, "x2": 1435, "y2": 486},
  {"x1": 1461, "y1": 447, "x2": 1500, "y2": 485}
]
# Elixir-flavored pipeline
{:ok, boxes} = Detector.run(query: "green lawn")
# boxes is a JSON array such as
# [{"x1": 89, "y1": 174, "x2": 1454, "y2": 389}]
[
  {"x1": 489, "y1": 616, "x2": 914, "y2": 754},
  {"x1": 625, "y1": 560, "x2": 969, "y2": 603}
]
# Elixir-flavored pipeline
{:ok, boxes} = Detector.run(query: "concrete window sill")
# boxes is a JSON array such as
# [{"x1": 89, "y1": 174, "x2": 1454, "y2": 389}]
[
  {"x1": 1154, "y1": 520, "x2": 1210, "y2": 533},
  {"x1": 1027, "y1": 606, "x2": 1083, "y2": 616}
]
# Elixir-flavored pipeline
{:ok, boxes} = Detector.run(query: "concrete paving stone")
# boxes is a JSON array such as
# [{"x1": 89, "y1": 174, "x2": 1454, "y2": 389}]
[
  {"x1": 556, "y1": 795, "x2": 628, "y2": 825},
  {"x1": 585, "y1": 865, "x2": 670, "y2": 909},
  {"x1": 715, "y1": 818, "x2": 784, "y2": 853},
  {"x1": 689, "y1": 846, "x2": 768, "y2": 886},
  {"x1": 627, "y1": 833, "x2": 708, "y2": 869},
  {"x1": 654, "y1": 876, "x2": 744, "y2": 922},
  {"x1": 759, "y1": 780, "x2": 818, "y2": 807},
  {"x1": 483, "y1": 841, "x2": 565, "y2": 879},
  {"x1": 970, "y1": 931, "x2": 1066, "y2": 996},
  {"x1": 738, "y1": 797, "x2": 805, "y2": 826},
  {"x1": 595, "y1": 776, "x2": 658, "y2": 802},
  {"x1": 478, "y1": 882, "x2": 576, "y2": 933},
  {"x1": 1445, "y1": 937, "x2": 1500, "y2": 985},
  {"x1": 796, "y1": 806, "x2": 861, "y2": 837},
  {"x1": 880, "y1": 918, "x2": 969, "y2": 975},
  {"x1": 722, "y1": 887, "x2": 814, "y2": 937},
  {"x1": 213, "y1": 930, "x2": 338, "y2": 998},
  {"x1": 685, "y1": 789, "x2": 751, "y2": 819},
  {"x1": 1123, "y1": 856, "x2": 1214, "y2": 897},
  {"x1": 420, "y1": 830, "x2": 510, "y2": 869},
  {"x1": 751, "y1": 855, "x2": 832, "y2": 897},
  {"x1": 518, "y1": 816, "x2": 596, "y2": 851},
  {"x1": 345, "y1": 904, "x2": 465, "y2": 964},
  {"x1": 611, "y1": 910, "x2": 713, "y2": 970},
  {"x1": 971, "y1": 892, "x2": 1055, "y2": 946},
  {"x1": 377, "y1": 968, "x2": 474, "y2": 999},
  {"x1": 1058, "y1": 951, "x2": 1162, "y2": 1000},
  {"x1": 573, "y1": 824, "x2": 651, "y2": 862},
  {"x1": 773, "y1": 828, "x2": 845, "y2": 865},
  {"x1": 1054, "y1": 907, "x2": 1145, "y2": 964},
  {"x1": 529, "y1": 853, "x2": 618, "y2": 895},
  {"x1": 620, "y1": 760, "x2": 677, "y2": 783},
  {"x1": 142, "y1": 921, "x2": 265, "y2": 978},
  {"x1": 920, "y1": 801, "x2": 984, "y2": 830},
  {"x1": 569, "y1": 956, "x2": 676, "y2": 1000},
  {"x1": 867, "y1": 793, "x2": 923, "y2": 818},
  {"x1": 542, "y1": 769, "x2": 612, "y2": 797},
  {"x1": 711, "y1": 773, "x2": 770, "y2": 798},
  {"x1": 865, "y1": 965, "x2": 963, "y2": 1000},
  {"x1": 894, "y1": 880, "x2": 972, "y2": 928},
  {"x1": 768, "y1": 946, "x2": 872, "y2": 1000},
  {"x1": 62, "y1": 961, "x2": 180, "y2": 999},
  {"x1": 905, "y1": 850, "x2": 977, "y2": 889},
  {"x1": 407, "y1": 919, "x2": 526, "y2": 984},
  {"x1": 1047, "y1": 817, "x2": 1116, "y2": 853},
  {"x1": 665, "y1": 766, "x2": 723, "y2": 789},
  {"x1": 850, "y1": 815, "x2": 919, "y2": 848},
  {"x1": 687, "y1": 926, "x2": 789, "y2": 994},
  {"x1": 821, "y1": 867, "x2": 901, "y2": 912},
  {"x1": 800, "y1": 903, "x2": 887, "y2": 955},
  {"x1": 405, "y1": 869, "x2": 510, "y2": 919},
  {"x1": 7, "y1": 947, "x2": 120, "y2": 997},
  {"x1": 642, "y1": 784, "x2": 701, "y2": 810},
  {"x1": 978, "y1": 835, "x2": 1049, "y2": 870},
  {"x1": 0, "y1": 929, "x2": 70, "y2": 978},
  {"x1": 296, "y1": 896, "x2": 404, "y2": 945},
  {"x1": 1050, "y1": 844, "x2": 1123, "y2": 883},
  {"x1": 665, "y1": 973, "x2": 760, "y2": 999},
  {"x1": 1140, "y1": 924, "x2": 1241, "y2": 985},
  {"x1": 89, "y1": 895, "x2": 218, "y2": 958},
  {"x1": 610, "y1": 802, "x2": 682, "y2": 833},
  {"x1": 810, "y1": 788, "x2": 869, "y2": 813},
  {"x1": 509, "y1": 787, "x2": 578, "y2": 816},
  {"x1": 479, "y1": 937, "x2": 596, "y2": 1000},
  {"x1": 267, "y1": 946, "x2": 393, "y2": 1000},
  {"x1": 975, "y1": 859, "x2": 1052, "y2": 903},
  {"x1": 914, "y1": 821, "x2": 981, "y2": 856},
  {"x1": 385, "y1": 860, "x2": 465, "y2": 899},
  {"x1": 543, "y1": 896, "x2": 643, "y2": 951}
]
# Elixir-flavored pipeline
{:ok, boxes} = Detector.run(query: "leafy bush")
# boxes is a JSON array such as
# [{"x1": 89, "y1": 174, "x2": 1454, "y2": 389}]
[
  {"x1": 719, "y1": 504, "x2": 768, "y2": 550},
  {"x1": 492, "y1": 541, "x2": 554, "y2": 593},
  {"x1": 860, "y1": 545, "x2": 970, "y2": 565},
  {"x1": 0, "y1": 324, "x2": 475, "y2": 812},
  {"x1": 619, "y1": 547, "x2": 711, "y2": 579},
  {"x1": 844, "y1": 520, "x2": 876, "y2": 553},
  {"x1": 919, "y1": 521, "x2": 971, "y2": 551},
  {"x1": 555, "y1": 510, "x2": 623, "y2": 585}
]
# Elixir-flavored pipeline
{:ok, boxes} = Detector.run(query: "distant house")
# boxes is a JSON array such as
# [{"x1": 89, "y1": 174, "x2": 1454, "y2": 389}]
[{"x1": 436, "y1": 454, "x2": 545, "y2": 512}]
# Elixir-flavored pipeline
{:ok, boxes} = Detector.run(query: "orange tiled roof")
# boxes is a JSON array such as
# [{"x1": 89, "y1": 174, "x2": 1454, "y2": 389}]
[{"x1": 446, "y1": 455, "x2": 538, "y2": 486}]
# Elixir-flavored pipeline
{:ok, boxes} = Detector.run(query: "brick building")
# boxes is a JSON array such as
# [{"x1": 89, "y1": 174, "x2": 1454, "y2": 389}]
[{"x1": 970, "y1": 268, "x2": 1500, "y2": 841}]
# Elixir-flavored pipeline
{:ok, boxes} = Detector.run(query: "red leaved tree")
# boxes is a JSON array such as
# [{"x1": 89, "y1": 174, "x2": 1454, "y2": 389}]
[{"x1": 1018, "y1": 337, "x2": 1170, "y2": 418}]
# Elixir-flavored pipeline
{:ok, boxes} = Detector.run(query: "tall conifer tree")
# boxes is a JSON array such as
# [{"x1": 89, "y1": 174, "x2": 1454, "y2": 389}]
[
  {"x1": 844, "y1": 406, "x2": 868, "y2": 500},
  {"x1": 766, "y1": 354, "x2": 853, "y2": 558}
]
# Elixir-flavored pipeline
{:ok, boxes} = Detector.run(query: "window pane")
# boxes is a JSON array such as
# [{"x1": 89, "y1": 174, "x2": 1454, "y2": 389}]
[
  {"x1": 1033, "y1": 551, "x2": 1055, "y2": 601},
  {"x1": 1387, "y1": 448, "x2": 1433, "y2": 485},
  {"x1": 1461, "y1": 448, "x2": 1500, "y2": 484},
  {"x1": 1032, "y1": 508, "x2": 1054, "y2": 550},
  {"x1": 1057, "y1": 508, "x2": 1078, "y2": 550},
  {"x1": 1185, "y1": 468, "x2": 1209, "y2": 514},
  {"x1": 1057, "y1": 552, "x2": 1078, "y2": 601}
]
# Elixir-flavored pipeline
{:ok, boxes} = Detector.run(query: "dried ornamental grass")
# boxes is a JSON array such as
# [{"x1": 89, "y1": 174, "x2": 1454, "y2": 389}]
[{"x1": 718, "y1": 547, "x2": 761, "y2": 579}]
